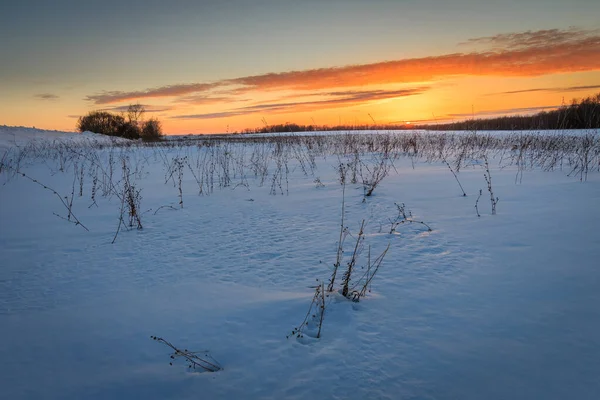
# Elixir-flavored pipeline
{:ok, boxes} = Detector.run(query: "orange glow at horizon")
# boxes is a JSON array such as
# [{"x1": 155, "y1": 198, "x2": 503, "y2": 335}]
[{"x1": 6, "y1": 74, "x2": 598, "y2": 135}]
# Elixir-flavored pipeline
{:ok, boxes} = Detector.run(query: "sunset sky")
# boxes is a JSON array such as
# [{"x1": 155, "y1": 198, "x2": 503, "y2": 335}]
[{"x1": 1, "y1": 0, "x2": 599, "y2": 134}]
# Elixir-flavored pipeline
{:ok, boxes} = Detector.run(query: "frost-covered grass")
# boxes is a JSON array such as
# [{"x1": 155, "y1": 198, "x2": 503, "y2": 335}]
[{"x1": 1, "y1": 128, "x2": 599, "y2": 399}]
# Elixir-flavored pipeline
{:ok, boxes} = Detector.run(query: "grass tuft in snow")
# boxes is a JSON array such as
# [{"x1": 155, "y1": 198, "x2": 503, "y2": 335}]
[
  {"x1": 483, "y1": 154, "x2": 499, "y2": 215},
  {"x1": 288, "y1": 279, "x2": 327, "y2": 340},
  {"x1": 150, "y1": 336, "x2": 222, "y2": 372},
  {"x1": 387, "y1": 202, "x2": 433, "y2": 234}
]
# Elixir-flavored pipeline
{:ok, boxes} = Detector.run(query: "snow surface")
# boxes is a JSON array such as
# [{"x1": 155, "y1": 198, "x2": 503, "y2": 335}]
[
  {"x1": 1, "y1": 127, "x2": 599, "y2": 399},
  {"x1": 236, "y1": 128, "x2": 596, "y2": 138},
  {"x1": 0, "y1": 125, "x2": 131, "y2": 150}
]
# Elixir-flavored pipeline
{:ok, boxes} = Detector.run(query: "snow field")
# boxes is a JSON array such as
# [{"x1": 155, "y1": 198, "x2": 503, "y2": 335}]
[{"x1": 0, "y1": 129, "x2": 599, "y2": 399}]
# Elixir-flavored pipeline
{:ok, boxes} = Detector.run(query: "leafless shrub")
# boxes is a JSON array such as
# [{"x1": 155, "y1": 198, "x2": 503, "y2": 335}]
[
  {"x1": 103, "y1": 150, "x2": 116, "y2": 197},
  {"x1": 328, "y1": 209, "x2": 391, "y2": 302},
  {"x1": 349, "y1": 243, "x2": 390, "y2": 302},
  {"x1": 184, "y1": 156, "x2": 205, "y2": 195},
  {"x1": 112, "y1": 157, "x2": 143, "y2": 244},
  {"x1": 341, "y1": 220, "x2": 365, "y2": 297},
  {"x1": 569, "y1": 133, "x2": 597, "y2": 181},
  {"x1": 249, "y1": 143, "x2": 270, "y2": 184},
  {"x1": 511, "y1": 133, "x2": 531, "y2": 184},
  {"x1": 360, "y1": 152, "x2": 391, "y2": 198},
  {"x1": 0, "y1": 150, "x2": 9, "y2": 175},
  {"x1": 123, "y1": 165, "x2": 143, "y2": 229},
  {"x1": 164, "y1": 156, "x2": 185, "y2": 207},
  {"x1": 270, "y1": 149, "x2": 289, "y2": 195},
  {"x1": 328, "y1": 167, "x2": 348, "y2": 292},
  {"x1": 89, "y1": 167, "x2": 99, "y2": 208},
  {"x1": 287, "y1": 280, "x2": 327, "y2": 340},
  {"x1": 483, "y1": 155, "x2": 499, "y2": 215}
]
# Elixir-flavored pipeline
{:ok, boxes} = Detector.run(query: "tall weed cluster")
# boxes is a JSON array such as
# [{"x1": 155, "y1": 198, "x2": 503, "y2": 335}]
[{"x1": 1, "y1": 129, "x2": 598, "y2": 242}]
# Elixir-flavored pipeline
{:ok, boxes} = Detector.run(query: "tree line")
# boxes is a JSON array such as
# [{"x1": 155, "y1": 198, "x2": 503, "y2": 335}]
[
  {"x1": 418, "y1": 93, "x2": 600, "y2": 131},
  {"x1": 240, "y1": 93, "x2": 600, "y2": 134}
]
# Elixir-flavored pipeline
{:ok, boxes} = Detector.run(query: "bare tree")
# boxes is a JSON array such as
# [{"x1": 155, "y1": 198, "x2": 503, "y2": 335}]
[{"x1": 127, "y1": 103, "x2": 146, "y2": 128}]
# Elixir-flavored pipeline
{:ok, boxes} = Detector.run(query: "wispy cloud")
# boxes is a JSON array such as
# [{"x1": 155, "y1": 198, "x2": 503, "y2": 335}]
[
  {"x1": 35, "y1": 93, "x2": 59, "y2": 101},
  {"x1": 496, "y1": 84, "x2": 600, "y2": 95},
  {"x1": 99, "y1": 104, "x2": 174, "y2": 113},
  {"x1": 174, "y1": 94, "x2": 244, "y2": 105},
  {"x1": 448, "y1": 105, "x2": 559, "y2": 118},
  {"x1": 172, "y1": 111, "x2": 251, "y2": 120},
  {"x1": 240, "y1": 88, "x2": 427, "y2": 112},
  {"x1": 461, "y1": 28, "x2": 598, "y2": 49},
  {"x1": 389, "y1": 117, "x2": 446, "y2": 125},
  {"x1": 172, "y1": 88, "x2": 426, "y2": 120},
  {"x1": 85, "y1": 28, "x2": 600, "y2": 106},
  {"x1": 86, "y1": 83, "x2": 220, "y2": 104}
]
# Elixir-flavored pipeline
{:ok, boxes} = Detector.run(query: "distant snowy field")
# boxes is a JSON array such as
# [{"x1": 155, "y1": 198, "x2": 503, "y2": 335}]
[{"x1": 1, "y1": 127, "x2": 599, "y2": 400}]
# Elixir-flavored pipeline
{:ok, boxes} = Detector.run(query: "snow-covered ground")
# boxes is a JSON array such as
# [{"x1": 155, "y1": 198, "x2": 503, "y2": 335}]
[
  {"x1": 1, "y1": 127, "x2": 599, "y2": 399},
  {"x1": 0, "y1": 125, "x2": 131, "y2": 150},
  {"x1": 233, "y1": 128, "x2": 595, "y2": 138}
]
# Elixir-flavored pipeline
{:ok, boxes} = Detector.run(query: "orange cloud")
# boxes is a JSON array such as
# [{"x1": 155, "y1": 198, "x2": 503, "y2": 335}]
[
  {"x1": 172, "y1": 88, "x2": 426, "y2": 119},
  {"x1": 174, "y1": 94, "x2": 247, "y2": 105},
  {"x1": 86, "y1": 28, "x2": 600, "y2": 106}
]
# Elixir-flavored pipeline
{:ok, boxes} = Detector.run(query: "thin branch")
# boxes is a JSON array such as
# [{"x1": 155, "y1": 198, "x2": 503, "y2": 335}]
[
  {"x1": 13, "y1": 168, "x2": 89, "y2": 231},
  {"x1": 150, "y1": 336, "x2": 222, "y2": 372}
]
